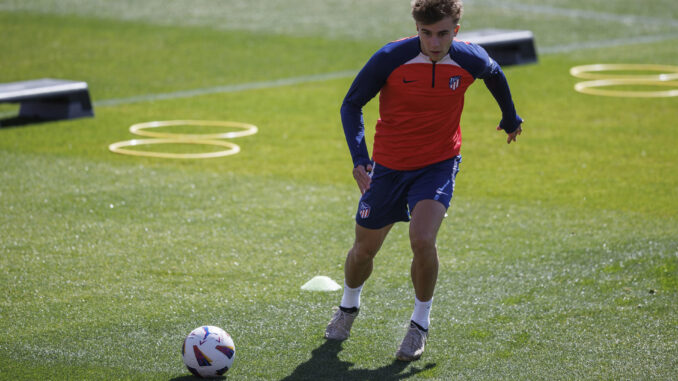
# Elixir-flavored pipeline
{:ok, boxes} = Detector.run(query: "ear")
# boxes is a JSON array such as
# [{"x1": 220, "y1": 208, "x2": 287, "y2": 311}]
[{"x1": 453, "y1": 24, "x2": 460, "y2": 36}]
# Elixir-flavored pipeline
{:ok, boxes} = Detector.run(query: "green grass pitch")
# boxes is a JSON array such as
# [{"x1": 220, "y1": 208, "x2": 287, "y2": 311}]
[{"x1": 1, "y1": 1, "x2": 677, "y2": 379}]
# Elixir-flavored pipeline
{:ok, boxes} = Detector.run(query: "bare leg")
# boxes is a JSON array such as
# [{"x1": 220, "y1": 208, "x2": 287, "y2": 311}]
[
  {"x1": 409, "y1": 200, "x2": 446, "y2": 301},
  {"x1": 325, "y1": 224, "x2": 393, "y2": 340},
  {"x1": 344, "y1": 223, "x2": 393, "y2": 288}
]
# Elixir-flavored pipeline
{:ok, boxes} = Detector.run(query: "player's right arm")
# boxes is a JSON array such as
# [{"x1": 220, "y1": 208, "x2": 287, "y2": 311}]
[
  {"x1": 352, "y1": 163, "x2": 373, "y2": 194},
  {"x1": 340, "y1": 49, "x2": 390, "y2": 192}
]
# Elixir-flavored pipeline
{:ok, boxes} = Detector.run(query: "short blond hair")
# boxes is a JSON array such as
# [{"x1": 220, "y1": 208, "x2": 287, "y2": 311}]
[{"x1": 411, "y1": 0, "x2": 463, "y2": 25}]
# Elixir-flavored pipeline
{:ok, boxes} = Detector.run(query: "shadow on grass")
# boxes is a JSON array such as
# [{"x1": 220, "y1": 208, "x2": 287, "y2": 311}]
[
  {"x1": 0, "y1": 115, "x2": 53, "y2": 128},
  {"x1": 169, "y1": 373, "x2": 227, "y2": 380},
  {"x1": 280, "y1": 340, "x2": 436, "y2": 380}
]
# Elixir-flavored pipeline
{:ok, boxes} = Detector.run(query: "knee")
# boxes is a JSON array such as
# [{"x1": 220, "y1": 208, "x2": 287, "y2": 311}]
[
  {"x1": 350, "y1": 241, "x2": 380, "y2": 263},
  {"x1": 410, "y1": 231, "x2": 437, "y2": 257}
]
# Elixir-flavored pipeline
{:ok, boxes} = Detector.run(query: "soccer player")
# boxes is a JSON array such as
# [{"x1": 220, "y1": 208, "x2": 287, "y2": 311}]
[{"x1": 324, "y1": 0, "x2": 524, "y2": 361}]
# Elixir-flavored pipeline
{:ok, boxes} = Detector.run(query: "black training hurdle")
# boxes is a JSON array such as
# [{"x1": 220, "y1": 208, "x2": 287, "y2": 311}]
[
  {"x1": 458, "y1": 29, "x2": 538, "y2": 67},
  {"x1": 0, "y1": 78, "x2": 94, "y2": 125}
]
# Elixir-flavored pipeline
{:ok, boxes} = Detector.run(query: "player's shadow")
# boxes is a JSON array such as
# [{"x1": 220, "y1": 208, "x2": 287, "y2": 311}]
[{"x1": 280, "y1": 339, "x2": 436, "y2": 380}]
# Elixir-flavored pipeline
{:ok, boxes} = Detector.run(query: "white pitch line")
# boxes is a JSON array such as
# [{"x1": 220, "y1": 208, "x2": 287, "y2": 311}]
[
  {"x1": 541, "y1": 33, "x2": 678, "y2": 54},
  {"x1": 1, "y1": 32, "x2": 677, "y2": 116},
  {"x1": 87, "y1": 32, "x2": 678, "y2": 108},
  {"x1": 94, "y1": 69, "x2": 357, "y2": 107}
]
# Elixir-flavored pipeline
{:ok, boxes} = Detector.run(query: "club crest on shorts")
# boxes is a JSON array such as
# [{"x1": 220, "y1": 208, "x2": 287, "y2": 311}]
[
  {"x1": 449, "y1": 75, "x2": 461, "y2": 90},
  {"x1": 359, "y1": 202, "x2": 371, "y2": 219}
]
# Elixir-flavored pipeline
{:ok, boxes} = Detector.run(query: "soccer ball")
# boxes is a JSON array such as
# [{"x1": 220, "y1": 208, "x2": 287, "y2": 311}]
[{"x1": 182, "y1": 326, "x2": 235, "y2": 378}]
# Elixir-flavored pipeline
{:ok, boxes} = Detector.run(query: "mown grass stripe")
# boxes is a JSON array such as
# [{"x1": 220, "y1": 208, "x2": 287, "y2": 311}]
[
  {"x1": 93, "y1": 70, "x2": 357, "y2": 107},
  {"x1": 1, "y1": 30, "x2": 675, "y2": 119},
  {"x1": 91, "y1": 33, "x2": 678, "y2": 108},
  {"x1": 540, "y1": 32, "x2": 678, "y2": 54},
  {"x1": 477, "y1": 0, "x2": 678, "y2": 28}
]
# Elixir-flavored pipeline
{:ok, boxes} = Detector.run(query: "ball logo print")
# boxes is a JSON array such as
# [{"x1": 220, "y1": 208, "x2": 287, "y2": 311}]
[
  {"x1": 182, "y1": 326, "x2": 236, "y2": 378},
  {"x1": 193, "y1": 346, "x2": 212, "y2": 367},
  {"x1": 216, "y1": 344, "x2": 235, "y2": 358}
]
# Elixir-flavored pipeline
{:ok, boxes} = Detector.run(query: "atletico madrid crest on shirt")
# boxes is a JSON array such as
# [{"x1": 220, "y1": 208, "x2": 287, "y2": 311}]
[
  {"x1": 449, "y1": 75, "x2": 461, "y2": 90},
  {"x1": 359, "y1": 202, "x2": 371, "y2": 219}
]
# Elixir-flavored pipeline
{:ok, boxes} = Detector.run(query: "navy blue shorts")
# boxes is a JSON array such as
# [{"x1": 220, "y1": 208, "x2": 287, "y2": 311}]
[{"x1": 355, "y1": 155, "x2": 462, "y2": 229}]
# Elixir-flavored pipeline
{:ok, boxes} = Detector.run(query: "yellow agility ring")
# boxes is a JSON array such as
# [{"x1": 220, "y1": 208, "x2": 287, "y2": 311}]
[
  {"x1": 574, "y1": 79, "x2": 678, "y2": 98},
  {"x1": 108, "y1": 120, "x2": 257, "y2": 159},
  {"x1": 129, "y1": 120, "x2": 258, "y2": 139},
  {"x1": 108, "y1": 138, "x2": 240, "y2": 159},
  {"x1": 570, "y1": 64, "x2": 678, "y2": 80},
  {"x1": 570, "y1": 64, "x2": 678, "y2": 98}
]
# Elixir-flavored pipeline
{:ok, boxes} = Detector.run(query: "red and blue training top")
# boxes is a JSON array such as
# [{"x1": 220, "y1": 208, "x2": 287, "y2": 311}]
[{"x1": 341, "y1": 36, "x2": 522, "y2": 171}]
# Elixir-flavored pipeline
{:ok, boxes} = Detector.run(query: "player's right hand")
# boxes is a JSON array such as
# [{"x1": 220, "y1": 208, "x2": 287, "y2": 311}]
[{"x1": 353, "y1": 164, "x2": 373, "y2": 194}]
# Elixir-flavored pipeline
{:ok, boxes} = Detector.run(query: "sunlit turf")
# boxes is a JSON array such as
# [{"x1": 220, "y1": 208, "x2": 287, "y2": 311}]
[
  {"x1": 1, "y1": 148, "x2": 675, "y2": 379},
  {"x1": 1, "y1": 2, "x2": 677, "y2": 380},
  {"x1": 0, "y1": 11, "x2": 376, "y2": 100}
]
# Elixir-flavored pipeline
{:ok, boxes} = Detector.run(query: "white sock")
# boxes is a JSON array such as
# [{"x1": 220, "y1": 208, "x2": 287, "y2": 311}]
[
  {"x1": 410, "y1": 296, "x2": 433, "y2": 330},
  {"x1": 340, "y1": 282, "x2": 363, "y2": 309}
]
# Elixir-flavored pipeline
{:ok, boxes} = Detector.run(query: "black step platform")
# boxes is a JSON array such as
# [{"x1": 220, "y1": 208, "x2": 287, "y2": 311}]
[
  {"x1": 457, "y1": 29, "x2": 537, "y2": 67},
  {"x1": 0, "y1": 78, "x2": 94, "y2": 125}
]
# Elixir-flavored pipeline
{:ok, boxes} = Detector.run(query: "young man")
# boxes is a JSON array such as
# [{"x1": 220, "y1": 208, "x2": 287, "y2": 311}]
[{"x1": 325, "y1": 0, "x2": 523, "y2": 361}]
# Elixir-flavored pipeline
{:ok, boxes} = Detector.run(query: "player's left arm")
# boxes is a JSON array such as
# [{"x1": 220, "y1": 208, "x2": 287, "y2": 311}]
[
  {"x1": 483, "y1": 64, "x2": 523, "y2": 143},
  {"x1": 497, "y1": 124, "x2": 522, "y2": 144},
  {"x1": 473, "y1": 52, "x2": 523, "y2": 144}
]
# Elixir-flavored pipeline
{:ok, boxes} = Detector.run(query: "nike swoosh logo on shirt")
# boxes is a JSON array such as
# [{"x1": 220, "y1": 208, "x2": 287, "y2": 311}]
[{"x1": 402, "y1": 78, "x2": 418, "y2": 83}]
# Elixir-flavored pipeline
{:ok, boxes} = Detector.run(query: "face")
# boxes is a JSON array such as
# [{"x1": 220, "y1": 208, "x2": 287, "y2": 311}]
[{"x1": 416, "y1": 16, "x2": 460, "y2": 62}]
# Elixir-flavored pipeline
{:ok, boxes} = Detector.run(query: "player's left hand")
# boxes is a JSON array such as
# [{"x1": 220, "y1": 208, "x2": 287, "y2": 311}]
[
  {"x1": 497, "y1": 124, "x2": 523, "y2": 144},
  {"x1": 506, "y1": 125, "x2": 522, "y2": 144}
]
